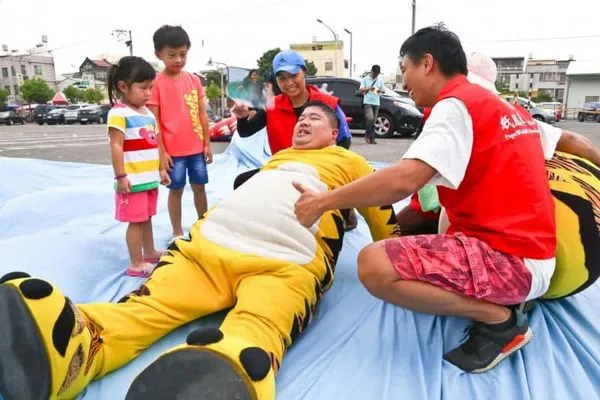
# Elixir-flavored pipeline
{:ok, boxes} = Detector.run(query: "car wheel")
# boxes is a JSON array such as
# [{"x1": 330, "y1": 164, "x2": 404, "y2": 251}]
[
  {"x1": 98, "y1": 117, "x2": 105, "y2": 124},
  {"x1": 578, "y1": 113, "x2": 585, "y2": 122},
  {"x1": 532, "y1": 115, "x2": 545, "y2": 122},
  {"x1": 8, "y1": 119, "x2": 14, "y2": 126},
  {"x1": 374, "y1": 112, "x2": 395, "y2": 138}
]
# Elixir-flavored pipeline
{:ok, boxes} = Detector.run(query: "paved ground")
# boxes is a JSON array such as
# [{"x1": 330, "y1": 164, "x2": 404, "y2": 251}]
[{"x1": 0, "y1": 121, "x2": 598, "y2": 165}]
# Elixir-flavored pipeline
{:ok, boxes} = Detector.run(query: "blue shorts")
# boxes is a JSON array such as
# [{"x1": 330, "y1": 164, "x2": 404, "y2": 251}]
[{"x1": 167, "y1": 153, "x2": 209, "y2": 190}]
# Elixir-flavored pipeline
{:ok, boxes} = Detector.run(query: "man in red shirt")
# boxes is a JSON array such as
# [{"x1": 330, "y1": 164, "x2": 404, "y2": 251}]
[{"x1": 293, "y1": 25, "x2": 556, "y2": 373}]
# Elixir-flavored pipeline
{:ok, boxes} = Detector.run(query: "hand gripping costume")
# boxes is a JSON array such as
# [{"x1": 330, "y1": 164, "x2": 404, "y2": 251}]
[{"x1": 0, "y1": 145, "x2": 398, "y2": 400}]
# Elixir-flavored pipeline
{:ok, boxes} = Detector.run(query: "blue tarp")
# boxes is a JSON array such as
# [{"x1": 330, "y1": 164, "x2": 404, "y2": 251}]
[{"x1": 0, "y1": 129, "x2": 599, "y2": 399}]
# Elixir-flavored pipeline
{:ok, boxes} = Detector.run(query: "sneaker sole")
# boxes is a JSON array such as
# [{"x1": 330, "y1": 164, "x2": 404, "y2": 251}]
[
  {"x1": 125, "y1": 348, "x2": 253, "y2": 400},
  {"x1": 471, "y1": 327, "x2": 533, "y2": 373},
  {"x1": 0, "y1": 285, "x2": 51, "y2": 400}
]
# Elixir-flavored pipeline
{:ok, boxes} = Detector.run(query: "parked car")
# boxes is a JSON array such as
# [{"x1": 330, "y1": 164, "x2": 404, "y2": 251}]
[
  {"x1": 577, "y1": 102, "x2": 600, "y2": 122},
  {"x1": 306, "y1": 77, "x2": 423, "y2": 138},
  {"x1": 0, "y1": 110, "x2": 26, "y2": 125},
  {"x1": 537, "y1": 102, "x2": 564, "y2": 121},
  {"x1": 502, "y1": 96, "x2": 557, "y2": 123},
  {"x1": 34, "y1": 104, "x2": 59, "y2": 125},
  {"x1": 44, "y1": 108, "x2": 67, "y2": 125},
  {"x1": 63, "y1": 104, "x2": 88, "y2": 124},
  {"x1": 78, "y1": 104, "x2": 110, "y2": 124}
]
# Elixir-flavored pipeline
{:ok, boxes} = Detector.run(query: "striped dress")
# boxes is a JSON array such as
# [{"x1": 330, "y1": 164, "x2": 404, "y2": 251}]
[{"x1": 107, "y1": 104, "x2": 160, "y2": 192}]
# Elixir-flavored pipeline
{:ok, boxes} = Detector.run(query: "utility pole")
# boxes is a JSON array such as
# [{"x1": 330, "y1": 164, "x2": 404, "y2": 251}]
[
  {"x1": 112, "y1": 29, "x2": 133, "y2": 56},
  {"x1": 411, "y1": 0, "x2": 416, "y2": 34},
  {"x1": 344, "y1": 28, "x2": 353, "y2": 77}
]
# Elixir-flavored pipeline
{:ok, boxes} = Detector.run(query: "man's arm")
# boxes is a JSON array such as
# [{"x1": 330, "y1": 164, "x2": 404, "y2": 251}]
[
  {"x1": 358, "y1": 77, "x2": 371, "y2": 95},
  {"x1": 236, "y1": 109, "x2": 267, "y2": 137},
  {"x1": 557, "y1": 130, "x2": 600, "y2": 167}
]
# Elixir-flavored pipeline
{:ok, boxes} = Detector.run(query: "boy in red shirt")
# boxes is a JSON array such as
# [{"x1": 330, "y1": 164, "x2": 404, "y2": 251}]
[{"x1": 148, "y1": 25, "x2": 212, "y2": 242}]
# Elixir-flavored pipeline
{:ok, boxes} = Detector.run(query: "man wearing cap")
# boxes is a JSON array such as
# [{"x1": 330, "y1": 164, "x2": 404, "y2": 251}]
[
  {"x1": 292, "y1": 25, "x2": 567, "y2": 373},
  {"x1": 359, "y1": 65, "x2": 385, "y2": 144}
]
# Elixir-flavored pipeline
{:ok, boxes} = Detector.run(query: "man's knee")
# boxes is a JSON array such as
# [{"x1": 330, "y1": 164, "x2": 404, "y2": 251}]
[
  {"x1": 357, "y1": 242, "x2": 397, "y2": 295},
  {"x1": 191, "y1": 184, "x2": 206, "y2": 194}
]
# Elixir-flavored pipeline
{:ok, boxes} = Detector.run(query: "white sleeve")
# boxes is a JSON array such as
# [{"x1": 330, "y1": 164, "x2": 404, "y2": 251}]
[
  {"x1": 402, "y1": 98, "x2": 473, "y2": 189},
  {"x1": 536, "y1": 121, "x2": 563, "y2": 160}
]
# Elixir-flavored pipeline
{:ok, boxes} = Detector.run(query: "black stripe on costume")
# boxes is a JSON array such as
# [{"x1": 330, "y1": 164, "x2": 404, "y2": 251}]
[
  {"x1": 52, "y1": 298, "x2": 76, "y2": 357},
  {"x1": 552, "y1": 189, "x2": 600, "y2": 297},
  {"x1": 572, "y1": 158, "x2": 600, "y2": 181}
]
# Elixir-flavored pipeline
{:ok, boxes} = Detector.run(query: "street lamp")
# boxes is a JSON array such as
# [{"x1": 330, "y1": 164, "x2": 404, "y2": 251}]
[
  {"x1": 316, "y1": 19, "x2": 338, "y2": 77},
  {"x1": 207, "y1": 58, "x2": 229, "y2": 117},
  {"x1": 343, "y1": 28, "x2": 353, "y2": 77}
]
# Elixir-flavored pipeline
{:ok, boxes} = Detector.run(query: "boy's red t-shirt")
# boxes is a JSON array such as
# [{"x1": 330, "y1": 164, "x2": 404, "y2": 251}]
[{"x1": 148, "y1": 71, "x2": 206, "y2": 157}]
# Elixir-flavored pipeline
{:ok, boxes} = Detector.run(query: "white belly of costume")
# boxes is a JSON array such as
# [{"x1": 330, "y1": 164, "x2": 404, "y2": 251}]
[{"x1": 201, "y1": 162, "x2": 328, "y2": 264}]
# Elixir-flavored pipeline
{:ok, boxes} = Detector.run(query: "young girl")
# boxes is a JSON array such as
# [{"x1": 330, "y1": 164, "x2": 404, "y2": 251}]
[{"x1": 107, "y1": 56, "x2": 170, "y2": 277}]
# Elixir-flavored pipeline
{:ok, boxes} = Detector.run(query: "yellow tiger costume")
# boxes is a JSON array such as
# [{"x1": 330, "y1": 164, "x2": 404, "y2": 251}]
[
  {"x1": 0, "y1": 145, "x2": 398, "y2": 400},
  {"x1": 542, "y1": 151, "x2": 600, "y2": 299}
]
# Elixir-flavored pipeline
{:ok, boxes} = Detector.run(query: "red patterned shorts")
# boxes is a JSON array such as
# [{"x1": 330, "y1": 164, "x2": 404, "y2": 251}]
[{"x1": 383, "y1": 233, "x2": 532, "y2": 305}]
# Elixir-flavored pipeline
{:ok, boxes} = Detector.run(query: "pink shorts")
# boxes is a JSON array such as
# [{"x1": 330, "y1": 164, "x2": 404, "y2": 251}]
[
  {"x1": 383, "y1": 233, "x2": 532, "y2": 305},
  {"x1": 115, "y1": 188, "x2": 158, "y2": 223}
]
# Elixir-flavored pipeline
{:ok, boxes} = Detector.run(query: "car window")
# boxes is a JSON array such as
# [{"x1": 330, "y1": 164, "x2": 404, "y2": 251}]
[
  {"x1": 332, "y1": 81, "x2": 359, "y2": 99},
  {"x1": 0, "y1": 112, "x2": 9, "y2": 117}
]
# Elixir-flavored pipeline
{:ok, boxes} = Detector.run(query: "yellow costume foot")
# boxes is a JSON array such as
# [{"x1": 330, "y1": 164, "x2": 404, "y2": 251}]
[
  {"x1": 0, "y1": 272, "x2": 102, "y2": 400},
  {"x1": 126, "y1": 328, "x2": 275, "y2": 400}
]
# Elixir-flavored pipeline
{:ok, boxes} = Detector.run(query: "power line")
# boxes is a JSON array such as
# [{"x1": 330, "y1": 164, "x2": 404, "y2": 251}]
[{"x1": 468, "y1": 34, "x2": 600, "y2": 44}]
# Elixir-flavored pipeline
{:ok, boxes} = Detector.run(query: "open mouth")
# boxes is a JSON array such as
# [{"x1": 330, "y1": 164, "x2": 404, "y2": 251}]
[{"x1": 297, "y1": 128, "x2": 310, "y2": 136}]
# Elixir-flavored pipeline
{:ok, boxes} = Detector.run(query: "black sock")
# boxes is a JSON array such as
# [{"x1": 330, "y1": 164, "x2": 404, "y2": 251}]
[{"x1": 487, "y1": 309, "x2": 517, "y2": 332}]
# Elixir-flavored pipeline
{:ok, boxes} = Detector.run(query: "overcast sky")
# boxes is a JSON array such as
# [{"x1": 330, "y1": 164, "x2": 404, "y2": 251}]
[{"x1": 1, "y1": 0, "x2": 599, "y2": 77}]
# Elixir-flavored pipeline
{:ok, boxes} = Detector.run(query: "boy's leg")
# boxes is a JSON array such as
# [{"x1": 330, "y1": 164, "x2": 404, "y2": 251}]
[
  {"x1": 127, "y1": 265, "x2": 320, "y2": 400},
  {"x1": 167, "y1": 157, "x2": 187, "y2": 238},
  {"x1": 357, "y1": 233, "x2": 534, "y2": 373},
  {"x1": 0, "y1": 239, "x2": 234, "y2": 399},
  {"x1": 189, "y1": 152, "x2": 209, "y2": 219}
]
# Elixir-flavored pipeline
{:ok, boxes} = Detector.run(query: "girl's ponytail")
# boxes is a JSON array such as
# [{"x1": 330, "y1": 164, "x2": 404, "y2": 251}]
[{"x1": 107, "y1": 64, "x2": 120, "y2": 105}]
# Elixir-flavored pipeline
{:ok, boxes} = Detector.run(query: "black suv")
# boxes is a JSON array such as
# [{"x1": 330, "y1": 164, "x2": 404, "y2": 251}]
[
  {"x1": 306, "y1": 77, "x2": 423, "y2": 138},
  {"x1": 577, "y1": 102, "x2": 600, "y2": 122},
  {"x1": 78, "y1": 104, "x2": 110, "y2": 124}
]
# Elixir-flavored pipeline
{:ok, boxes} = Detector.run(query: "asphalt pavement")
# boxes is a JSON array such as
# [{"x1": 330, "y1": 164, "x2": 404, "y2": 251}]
[{"x1": 0, "y1": 121, "x2": 598, "y2": 165}]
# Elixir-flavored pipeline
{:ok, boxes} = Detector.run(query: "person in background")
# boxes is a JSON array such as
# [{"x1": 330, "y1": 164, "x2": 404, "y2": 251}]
[{"x1": 359, "y1": 64, "x2": 385, "y2": 144}]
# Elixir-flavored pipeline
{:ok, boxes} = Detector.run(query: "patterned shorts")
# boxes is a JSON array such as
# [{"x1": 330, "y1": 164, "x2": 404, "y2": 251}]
[{"x1": 383, "y1": 233, "x2": 532, "y2": 305}]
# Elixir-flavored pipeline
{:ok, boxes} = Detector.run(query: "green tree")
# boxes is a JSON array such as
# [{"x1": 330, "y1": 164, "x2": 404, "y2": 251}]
[
  {"x1": 0, "y1": 88, "x2": 8, "y2": 109},
  {"x1": 202, "y1": 70, "x2": 228, "y2": 88},
  {"x1": 63, "y1": 85, "x2": 84, "y2": 103},
  {"x1": 205, "y1": 81, "x2": 221, "y2": 101},
  {"x1": 305, "y1": 60, "x2": 318, "y2": 76},
  {"x1": 20, "y1": 78, "x2": 54, "y2": 104},
  {"x1": 83, "y1": 88, "x2": 104, "y2": 104},
  {"x1": 257, "y1": 48, "x2": 281, "y2": 78}
]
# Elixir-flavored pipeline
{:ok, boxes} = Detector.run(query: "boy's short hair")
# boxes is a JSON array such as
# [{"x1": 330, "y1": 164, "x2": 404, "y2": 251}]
[
  {"x1": 303, "y1": 100, "x2": 339, "y2": 129},
  {"x1": 153, "y1": 25, "x2": 191, "y2": 51}
]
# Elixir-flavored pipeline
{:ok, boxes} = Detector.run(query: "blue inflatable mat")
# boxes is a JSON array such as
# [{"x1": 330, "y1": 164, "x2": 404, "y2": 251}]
[{"x1": 0, "y1": 130, "x2": 599, "y2": 400}]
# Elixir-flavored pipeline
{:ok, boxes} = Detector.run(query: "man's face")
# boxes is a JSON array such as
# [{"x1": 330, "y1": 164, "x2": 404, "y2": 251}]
[
  {"x1": 371, "y1": 70, "x2": 380, "y2": 79},
  {"x1": 155, "y1": 45, "x2": 188, "y2": 74},
  {"x1": 292, "y1": 106, "x2": 338, "y2": 150},
  {"x1": 401, "y1": 53, "x2": 436, "y2": 107}
]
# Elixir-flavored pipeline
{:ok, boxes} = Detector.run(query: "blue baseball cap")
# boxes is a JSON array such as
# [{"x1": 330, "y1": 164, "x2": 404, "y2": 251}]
[{"x1": 273, "y1": 50, "x2": 306, "y2": 75}]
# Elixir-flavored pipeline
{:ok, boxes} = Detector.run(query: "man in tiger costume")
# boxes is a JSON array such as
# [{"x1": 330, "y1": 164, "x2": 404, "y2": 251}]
[{"x1": 0, "y1": 102, "x2": 399, "y2": 400}]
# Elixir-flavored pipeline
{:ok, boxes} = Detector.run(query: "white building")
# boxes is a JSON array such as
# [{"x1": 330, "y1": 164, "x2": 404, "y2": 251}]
[
  {"x1": 290, "y1": 40, "x2": 346, "y2": 77},
  {"x1": 564, "y1": 61, "x2": 600, "y2": 111}
]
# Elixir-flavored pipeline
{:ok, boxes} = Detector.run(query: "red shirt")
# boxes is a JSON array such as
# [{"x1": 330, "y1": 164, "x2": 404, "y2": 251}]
[
  {"x1": 265, "y1": 85, "x2": 340, "y2": 155},
  {"x1": 148, "y1": 71, "x2": 206, "y2": 157},
  {"x1": 436, "y1": 75, "x2": 556, "y2": 259}
]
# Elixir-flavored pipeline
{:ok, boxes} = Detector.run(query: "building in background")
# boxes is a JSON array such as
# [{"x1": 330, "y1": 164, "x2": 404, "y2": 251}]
[
  {"x1": 491, "y1": 56, "x2": 573, "y2": 102},
  {"x1": 0, "y1": 54, "x2": 57, "y2": 103},
  {"x1": 290, "y1": 40, "x2": 345, "y2": 77},
  {"x1": 564, "y1": 60, "x2": 600, "y2": 111}
]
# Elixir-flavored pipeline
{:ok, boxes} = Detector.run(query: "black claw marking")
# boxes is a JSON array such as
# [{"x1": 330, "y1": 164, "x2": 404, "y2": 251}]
[
  {"x1": 0, "y1": 271, "x2": 31, "y2": 285},
  {"x1": 239, "y1": 347, "x2": 271, "y2": 382},
  {"x1": 186, "y1": 328, "x2": 224, "y2": 346},
  {"x1": 19, "y1": 279, "x2": 53, "y2": 299},
  {"x1": 153, "y1": 260, "x2": 172, "y2": 271},
  {"x1": 52, "y1": 298, "x2": 75, "y2": 357}
]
